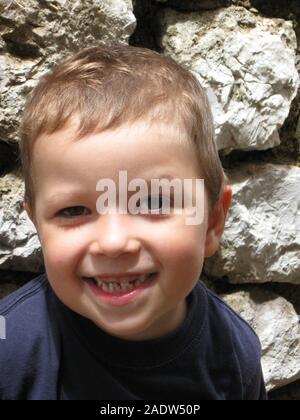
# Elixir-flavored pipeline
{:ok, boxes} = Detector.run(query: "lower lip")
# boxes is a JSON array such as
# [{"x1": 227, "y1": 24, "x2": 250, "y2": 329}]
[{"x1": 84, "y1": 274, "x2": 156, "y2": 306}]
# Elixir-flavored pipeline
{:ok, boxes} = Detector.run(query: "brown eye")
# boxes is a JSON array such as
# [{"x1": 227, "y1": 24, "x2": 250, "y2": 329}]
[
  {"x1": 139, "y1": 194, "x2": 171, "y2": 213},
  {"x1": 58, "y1": 206, "x2": 90, "y2": 218}
]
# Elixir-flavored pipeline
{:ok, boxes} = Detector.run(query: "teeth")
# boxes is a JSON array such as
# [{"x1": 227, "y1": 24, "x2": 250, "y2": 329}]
[{"x1": 93, "y1": 274, "x2": 149, "y2": 293}]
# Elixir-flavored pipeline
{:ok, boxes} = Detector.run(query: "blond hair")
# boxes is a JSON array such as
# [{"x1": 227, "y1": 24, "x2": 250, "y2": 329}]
[{"x1": 19, "y1": 44, "x2": 228, "y2": 214}]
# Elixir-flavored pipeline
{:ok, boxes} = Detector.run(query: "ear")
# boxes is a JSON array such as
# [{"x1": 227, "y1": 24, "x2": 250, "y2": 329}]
[{"x1": 204, "y1": 185, "x2": 232, "y2": 258}]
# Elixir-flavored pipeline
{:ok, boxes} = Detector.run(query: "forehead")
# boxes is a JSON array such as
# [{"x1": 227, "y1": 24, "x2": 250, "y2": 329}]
[
  {"x1": 35, "y1": 118, "x2": 191, "y2": 151},
  {"x1": 35, "y1": 118, "x2": 197, "y2": 161},
  {"x1": 32, "y1": 119, "x2": 203, "y2": 197}
]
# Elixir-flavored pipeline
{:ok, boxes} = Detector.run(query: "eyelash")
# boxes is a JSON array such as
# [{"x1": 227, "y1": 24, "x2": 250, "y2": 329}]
[
  {"x1": 57, "y1": 206, "x2": 90, "y2": 218},
  {"x1": 57, "y1": 194, "x2": 174, "y2": 219},
  {"x1": 137, "y1": 194, "x2": 173, "y2": 213}
]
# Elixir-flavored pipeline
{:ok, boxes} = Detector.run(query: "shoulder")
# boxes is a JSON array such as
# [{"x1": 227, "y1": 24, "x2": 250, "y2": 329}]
[
  {"x1": 204, "y1": 284, "x2": 261, "y2": 358},
  {"x1": 197, "y1": 282, "x2": 265, "y2": 398},
  {"x1": 0, "y1": 273, "x2": 51, "y2": 328},
  {"x1": 0, "y1": 273, "x2": 60, "y2": 400}
]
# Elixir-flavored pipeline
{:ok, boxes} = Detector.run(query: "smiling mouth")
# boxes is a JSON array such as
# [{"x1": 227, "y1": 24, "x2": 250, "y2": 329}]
[{"x1": 82, "y1": 273, "x2": 157, "y2": 294}]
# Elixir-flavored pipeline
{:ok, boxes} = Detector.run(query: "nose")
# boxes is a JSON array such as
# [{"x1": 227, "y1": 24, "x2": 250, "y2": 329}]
[{"x1": 88, "y1": 213, "x2": 141, "y2": 258}]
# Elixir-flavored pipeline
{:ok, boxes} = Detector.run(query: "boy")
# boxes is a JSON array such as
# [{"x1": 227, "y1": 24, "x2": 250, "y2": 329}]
[{"x1": 0, "y1": 45, "x2": 267, "y2": 400}]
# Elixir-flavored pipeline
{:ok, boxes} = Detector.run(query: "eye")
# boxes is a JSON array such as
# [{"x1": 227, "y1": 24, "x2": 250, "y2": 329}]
[
  {"x1": 138, "y1": 194, "x2": 172, "y2": 214},
  {"x1": 57, "y1": 206, "x2": 90, "y2": 218}
]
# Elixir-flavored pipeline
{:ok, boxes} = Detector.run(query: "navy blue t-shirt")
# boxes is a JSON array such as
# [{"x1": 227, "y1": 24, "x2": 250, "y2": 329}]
[{"x1": 0, "y1": 273, "x2": 267, "y2": 400}]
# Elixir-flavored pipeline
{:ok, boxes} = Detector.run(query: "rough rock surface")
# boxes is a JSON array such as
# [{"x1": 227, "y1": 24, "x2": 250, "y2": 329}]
[
  {"x1": 223, "y1": 288, "x2": 300, "y2": 391},
  {"x1": 159, "y1": 5, "x2": 299, "y2": 153},
  {"x1": 0, "y1": 0, "x2": 136, "y2": 143},
  {"x1": 204, "y1": 163, "x2": 300, "y2": 284},
  {"x1": 0, "y1": 172, "x2": 43, "y2": 272}
]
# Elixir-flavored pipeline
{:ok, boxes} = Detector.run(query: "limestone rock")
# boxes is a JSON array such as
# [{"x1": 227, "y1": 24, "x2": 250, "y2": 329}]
[
  {"x1": 204, "y1": 163, "x2": 300, "y2": 284},
  {"x1": 0, "y1": 173, "x2": 43, "y2": 272},
  {"x1": 223, "y1": 288, "x2": 300, "y2": 391},
  {"x1": 159, "y1": 6, "x2": 299, "y2": 153},
  {"x1": 0, "y1": 0, "x2": 136, "y2": 142}
]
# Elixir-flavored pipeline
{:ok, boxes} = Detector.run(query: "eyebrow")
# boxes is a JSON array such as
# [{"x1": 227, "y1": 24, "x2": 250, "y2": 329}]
[
  {"x1": 44, "y1": 174, "x2": 181, "y2": 204},
  {"x1": 44, "y1": 190, "x2": 86, "y2": 206}
]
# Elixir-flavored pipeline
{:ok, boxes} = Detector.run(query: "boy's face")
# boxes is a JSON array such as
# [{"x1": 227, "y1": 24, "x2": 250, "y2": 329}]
[{"x1": 25, "y1": 119, "x2": 231, "y2": 341}]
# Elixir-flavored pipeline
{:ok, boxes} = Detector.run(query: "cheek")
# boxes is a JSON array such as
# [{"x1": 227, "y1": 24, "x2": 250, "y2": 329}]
[
  {"x1": 39, "y1": 228, "x2": 84, "y2": 270},
  {"x1": 175, "y1": 241, "x2": 204, "y2": 278},
  {"x1": 153, "y1": 224, "x2": 205, "y2": 274}
]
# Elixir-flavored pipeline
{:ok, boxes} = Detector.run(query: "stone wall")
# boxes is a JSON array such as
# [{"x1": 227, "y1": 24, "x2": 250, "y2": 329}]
[{"x1": 0, "y1": 0, "x2": 299, "y2": 399}]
